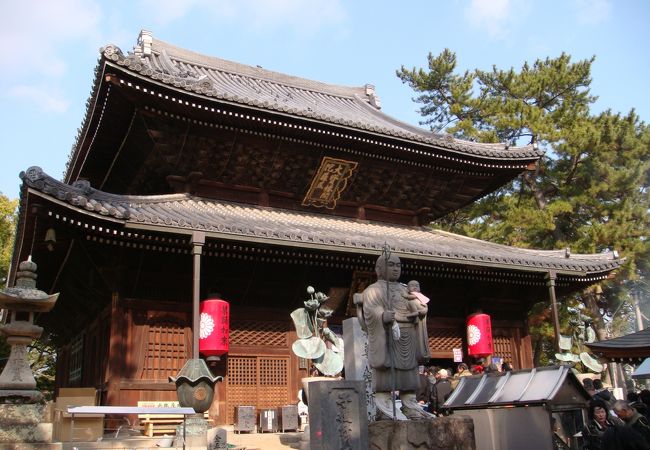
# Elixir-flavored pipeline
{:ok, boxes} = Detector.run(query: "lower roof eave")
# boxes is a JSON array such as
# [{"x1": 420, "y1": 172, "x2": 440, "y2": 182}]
[
  {"x1": 122, "y1": 221, "x2": 609, "y2": 277},
  {"x1": 28, "y1": 187, "x2": 126, "y2": 225}
]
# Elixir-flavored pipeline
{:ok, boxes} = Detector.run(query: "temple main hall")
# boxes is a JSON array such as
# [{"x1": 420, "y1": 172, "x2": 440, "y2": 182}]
[{"x1": 8, "y1": 31, "x2": 620, "y2": 425}]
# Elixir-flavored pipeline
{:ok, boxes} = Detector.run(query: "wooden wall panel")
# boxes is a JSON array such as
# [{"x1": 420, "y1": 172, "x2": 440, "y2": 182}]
[
  {"x1": 226, "y1": 356, "x2": 258, "y2": 424},
  {"x1": 225, "y1": 355, "x2": 290, "y2": 424},
  {"x1": 140, "y1": 322, "x2": 189, "y2": 380}
]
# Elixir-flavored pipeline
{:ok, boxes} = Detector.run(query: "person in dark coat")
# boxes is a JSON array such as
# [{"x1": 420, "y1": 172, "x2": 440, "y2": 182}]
[
  {"x1": 430, "y1": 368, "x2": 452, "y2": 415},
  {"x1": 583, "y1": 378, "x2": 596, "y2": 397},
  {"x1": 582, "y1": 399, "x2": 623, "y2": 449},
  {"x1": 416, "y1": 367, "x2": 431, "y2": 406},
  {"x1": 593, "y1": 379, "x2": 614, "y2": 409},
  {"x1": 640, "y1": 390, "x2": 650, "y2": 408},
  {"x1": 613, "y1": 400, "x2": 650, "y2": 445},
  {"x1": 639, "y1": 390, "x2": 650, "y2": 421},
  {"x1": 630, "y1": 392, "x2": 650, "y2": 419},
  {"x1": 601, "y1": 424, "x2": 650, "y2": 450}
]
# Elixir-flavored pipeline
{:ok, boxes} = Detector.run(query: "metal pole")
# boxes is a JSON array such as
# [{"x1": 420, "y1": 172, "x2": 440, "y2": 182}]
[
  {"x1": 192, "y1": 232, "x2": 205, "y2": 360},
  {"x1": 383, "y1": 244, "x2": 397, "y2": 420},
  {"x1": 546, "y1": 271, "x2": 561, "y2": 353}
]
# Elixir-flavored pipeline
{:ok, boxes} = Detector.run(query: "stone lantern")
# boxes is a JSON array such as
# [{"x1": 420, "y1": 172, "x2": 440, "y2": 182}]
[
  {"x1": 169, "y1": 359, "x2": 222, "y2": 414},
  {"x1": 169, "y1": 359, "x2": 222, "y2": 448},
  {"x1": 0, "y1": 258, "x2": 59, "y2": 445},
  {"x1": 0, "y1": 258, "x2": 58, "y2": 404}
]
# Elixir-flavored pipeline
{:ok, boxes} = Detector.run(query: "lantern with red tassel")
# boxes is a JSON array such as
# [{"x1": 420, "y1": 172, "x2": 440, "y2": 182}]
[
  {"x1": 199, "y1": 297, "x2": 230, "y2": 362},
  {"x1": 467, "y1": 313, "x2": 493, "y2": 357}
]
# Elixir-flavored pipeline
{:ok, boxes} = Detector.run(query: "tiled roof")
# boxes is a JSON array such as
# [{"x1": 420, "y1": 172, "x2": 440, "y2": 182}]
[
  {"x1": 96, "y1": 30, "x2": 543, "y2": 161},
  {"x1": 22, "y1": 166, "x2": 621, "y2": 276},
  {"x1": 586, "y1": 329, "x2": 650, "y2": 352}
]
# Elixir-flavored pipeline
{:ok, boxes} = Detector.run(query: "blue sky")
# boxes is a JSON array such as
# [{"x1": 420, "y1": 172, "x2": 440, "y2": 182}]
[{"x1": 1, "y1": 0, "x2": 648, "y2": 200}]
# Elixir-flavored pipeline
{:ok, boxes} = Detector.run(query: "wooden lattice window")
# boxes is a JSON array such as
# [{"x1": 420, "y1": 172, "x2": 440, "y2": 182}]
[
  {"x1": 69, "y1": 333, "x2": 84, "y2": 383},
  {"x1": 141, "y1": 322, "x2": 190, "y2": 380},
  {"x1": 226, "y1": 356, "x2": 290, "y2": 424},
  {"x1": 428, "y1": 328, "x2": 463, "y2": 352},
  {"x1": 229, "y1": 320, "x2": 289, "y2": 347},
  {"x1": 493, "y1": 335, "x2": 514, "y2": 363}
]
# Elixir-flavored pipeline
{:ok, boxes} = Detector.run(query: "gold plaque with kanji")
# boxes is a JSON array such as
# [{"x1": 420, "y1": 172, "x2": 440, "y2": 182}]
[{"x1": 302, "y1": 157, "x2": 358, "y2": 209}]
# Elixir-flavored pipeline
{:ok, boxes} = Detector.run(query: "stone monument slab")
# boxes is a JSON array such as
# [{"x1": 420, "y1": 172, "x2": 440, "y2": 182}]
[
  {"x1": 208, "y1": 427, "x2": 228, "y2": 450},
  {"x1": 308, "y1": 379, "x2": 368, "y2": 450},
  {"x1": 342, "y1": 317, "x2": 376, "y2": 422}
]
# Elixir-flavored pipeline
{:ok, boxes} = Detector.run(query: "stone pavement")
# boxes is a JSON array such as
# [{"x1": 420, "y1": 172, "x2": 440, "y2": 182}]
[{"x1": 0, "y1": 426, "x2": 303, "y2": 449}]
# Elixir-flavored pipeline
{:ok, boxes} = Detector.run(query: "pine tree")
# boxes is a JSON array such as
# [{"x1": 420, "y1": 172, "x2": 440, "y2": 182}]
[{"x1": 398, "y1": 51, "x2": 650, "y2": 364}]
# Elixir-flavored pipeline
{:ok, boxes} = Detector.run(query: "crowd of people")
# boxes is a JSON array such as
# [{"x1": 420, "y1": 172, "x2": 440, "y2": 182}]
[
  {"x1": 414, "y1": 360, "x2": 512, "y2": 415},
  {"x1": 414, "y1": 362, "x2": 650, "y2": 449},
  {"x1": 579, "y1": 378, "x2": 650, "y2": 450}
]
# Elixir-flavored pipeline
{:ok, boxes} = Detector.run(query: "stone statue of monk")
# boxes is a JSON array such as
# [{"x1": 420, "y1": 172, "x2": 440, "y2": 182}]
[{"x1": 361, "y1": 252, "x2": 432, "y2": 420}]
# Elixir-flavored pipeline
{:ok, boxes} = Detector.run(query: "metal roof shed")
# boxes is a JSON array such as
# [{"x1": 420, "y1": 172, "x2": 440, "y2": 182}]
[{"x1": 444, "y1": 366, "x2": 590, "y2": 450}]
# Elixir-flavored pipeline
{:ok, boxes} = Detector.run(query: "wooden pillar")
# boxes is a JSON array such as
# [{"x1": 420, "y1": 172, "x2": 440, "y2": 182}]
[
  {"x1": 191, "y1": 232, "x2": 205, "y2": 359},
  {"x1": 106, "y1": 292, "x2": 123, "y2": 405},
  {"x1": 546, "y1": 271, "x2": 561, "y2": 353}
]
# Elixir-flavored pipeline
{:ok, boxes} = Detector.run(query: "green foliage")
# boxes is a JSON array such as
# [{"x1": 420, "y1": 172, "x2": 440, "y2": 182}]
[
  {"x1": 29, "y1": 339, "x2": 57, "y2": 400},
  {"x1": 0, "y1": 194, "x2": 18, "y2": 285},
  {"x1": 0, "y1": 194, "x2": 17, "y2": 374},
  {"x1": 399, "y1": 50, "x2": 650, "y2": 365}
]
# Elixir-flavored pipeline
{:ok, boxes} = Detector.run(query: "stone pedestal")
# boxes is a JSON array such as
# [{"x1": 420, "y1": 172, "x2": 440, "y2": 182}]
[
  {"x1": 369, "y1": 416, "x2": 475, "y2": 450},
  {"x1": 0, "y1": 403, "x2": 53, "y2": 444},
  {"x1": 176, "y1": 414, "x2": 208, "y2": 449}
]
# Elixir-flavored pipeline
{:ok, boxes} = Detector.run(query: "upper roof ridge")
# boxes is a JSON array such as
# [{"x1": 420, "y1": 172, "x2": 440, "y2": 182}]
[{"x1": 141, "y1": 31, "x2": 374, "y2": 103}]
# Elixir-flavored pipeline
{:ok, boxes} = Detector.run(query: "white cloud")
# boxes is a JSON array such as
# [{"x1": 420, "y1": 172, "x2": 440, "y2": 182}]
[
  {"x1": 8, "y1": 85, "x2": 70, "y2": 113},
  {"x1": 140, "y1": 0, "x2": 346, "y2": 33},
  {"x1": 464, "y1": 0, "x2": 532, "y2": 40},
  {"x1": 574, "y1": 0, "x2": 612, "y2": 25},
  {"x1": 464, "y1": 0, "x2": 511, "y2": 39},
  {"x1": 0, "y1": 0, "x2": 102, "y2": 77}
]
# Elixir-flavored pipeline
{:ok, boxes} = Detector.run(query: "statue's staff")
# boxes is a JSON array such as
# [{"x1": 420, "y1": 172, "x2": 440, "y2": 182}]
[{"x1": 383, "y1": 243, "x2": 397, "y2": 420}]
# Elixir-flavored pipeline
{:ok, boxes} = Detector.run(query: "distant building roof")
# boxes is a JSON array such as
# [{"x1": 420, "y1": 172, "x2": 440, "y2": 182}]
[
  {"x1": 586, "y1": 328, "x2": 650, "y2": 362},
  {"x1": 21, "y1": 166, "x2": 621, "y2": 277}
]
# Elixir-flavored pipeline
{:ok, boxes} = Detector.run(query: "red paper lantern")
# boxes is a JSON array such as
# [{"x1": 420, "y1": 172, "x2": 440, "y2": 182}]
[
  {"x1": 199, "y1": 298, "x2": 230, "y2": 359},
  {"x1": 467, "y1": 313, "x2": 493, "y2": 357}
]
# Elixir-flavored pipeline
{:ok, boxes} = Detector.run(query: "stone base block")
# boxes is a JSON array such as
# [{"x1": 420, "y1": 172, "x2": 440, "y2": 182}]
[
  {"x1": 0, "y1": 444, "x2": 61, "y2": 450},
  {"x1": 175, "y1": 415, "x2": 208, "y2": 449},
  {"x1": 0, "y1": 404, "x2": 53, "y2": 444},
  {"x1": 369, "y1": 416, "x2": 475, "y2": 450}
]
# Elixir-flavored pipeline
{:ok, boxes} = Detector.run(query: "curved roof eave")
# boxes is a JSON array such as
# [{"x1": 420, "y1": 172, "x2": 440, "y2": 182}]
[{"x1": 22, "y1": 166, "x2": 622, "y2": 278}]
